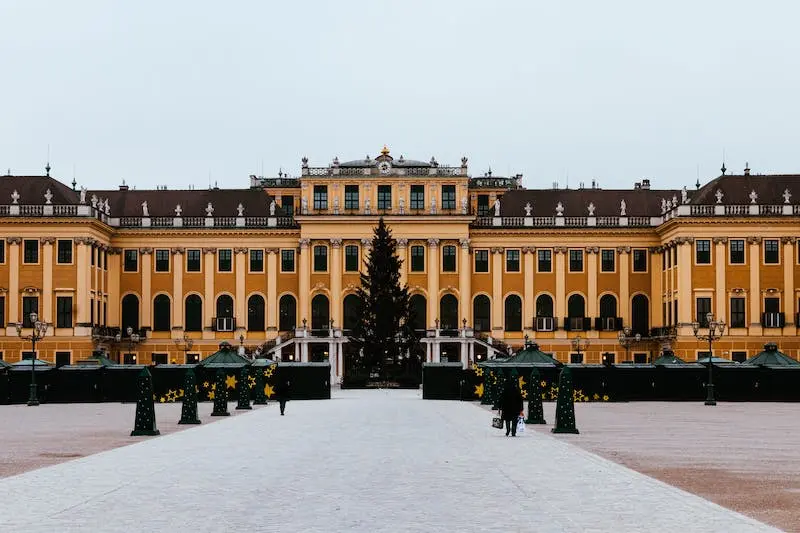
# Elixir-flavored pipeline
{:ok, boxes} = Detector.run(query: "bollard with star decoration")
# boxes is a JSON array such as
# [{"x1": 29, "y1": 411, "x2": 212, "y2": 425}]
[
  {"x1": 211, "y1": 369, "x2": 230, "y2": 416},
  {"x1": 178, "y1": 368, "x2": 201, "y2": 425},
  {"x1": 253, "y1": 368, "x2": 268, "y2": 405},
  {"x1": 525, "y1": 367, "x2": 546, "y2": 425},
  {"x1": 236, "y1": 365, "x2": 252, "y2": 410},
  {"x1": 552, "y1": 366, "x2": 579, "y2": 434},
  {"x1": 480, "y1": 368, "x2": 493, "y2": 405},
  {"x1": 130, "y1": 367, "x2": 160, "y2": 436}
]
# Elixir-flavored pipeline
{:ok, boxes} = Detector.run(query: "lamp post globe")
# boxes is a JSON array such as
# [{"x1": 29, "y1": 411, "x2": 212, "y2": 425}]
[{"x1": 17, "y1": 311, "x2": 48, "y2": 407}]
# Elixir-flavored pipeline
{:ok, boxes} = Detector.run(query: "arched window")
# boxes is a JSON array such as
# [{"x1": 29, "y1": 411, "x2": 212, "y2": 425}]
[
  {"x1": 121, "y1": 294, "x2": 139, "y2": 333},
  {"x1": 342, "y1": 294, "x2": 361, "y2": 331},
  {"x1": 504, "y1": 295, "x2": 522, "y2": 332},
  {"x1": 439, "y1": 294, "x2": 458, "y2": 330},
  {"x1": 185, "y1": 295, "x2": 202, "y2": 332},
  {"x1": 215, "y1": 294, "x2": 234, "y2": 331},
  {"x1": 279, "y1": 295, "x2": 296, "y2": 331},
  {"x1": 311, "y1": 294, "x2": 330, "y2": 330},
  {"x1": 599, "y1": 294, "x2": 617, "y2": 318},
  {"x1": 152, "y1": 294, "x2": 171, "y2": 332},
  {"x1": 247, "y1": 295, "x2": 265, "y2": 331},
  {"x1": 410, "y1": 294, "x2": 426, "y2": 331},
  {"x1": 632, "y1": 294, "x2": 649, "y2": 337},
  {"x1": 535, "y1": 294, "x2": 553, "y2": 317},
  {"x1": 473, "y1": 295, "x2": 490, "y2": 332},
  {"x1": 567, "y1": 294, "x2": 585, "y2": 317}
]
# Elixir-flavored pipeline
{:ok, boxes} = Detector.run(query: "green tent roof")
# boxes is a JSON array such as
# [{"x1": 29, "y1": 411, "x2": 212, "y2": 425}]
[
  {"x1": 11, "y1": 358, "x2": 53, "y2": 368},
  {"x1": 500, "y1": 343, "x2": 559, "y2": 366},
  {"x1": 696, "y1": 356, "x2": 737, "y2": 364},
  {"x1": 75, "y1": 353, "x2": 118, "y2": 367},
  {"x1": 652, "y1": 353, "x2": 687, "y2": 366},
  {"x1": 198, "y1": 342, "x2": 251, "y2": 368},
  {"x1": 743, "y1": 343, "x2": 800, "y2": 367},
  {"x1": 251, "y1": 358, "x2": 277, "y2": 367},
  {"x1": 0, "y1": 359, "x2": 10, "y2": 369}
]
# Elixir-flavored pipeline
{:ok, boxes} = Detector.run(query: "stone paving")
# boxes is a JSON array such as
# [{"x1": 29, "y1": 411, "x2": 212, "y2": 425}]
[{"x1": 0, "y1": 390, "x2": 780, "y2": 533}]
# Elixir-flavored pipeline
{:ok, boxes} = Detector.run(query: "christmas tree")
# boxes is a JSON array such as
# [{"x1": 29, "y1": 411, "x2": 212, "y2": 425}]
[
  {"x1": 211, "y1": 369, "x2": 230, "y2": 416},
  {"x1": 253, "y1": 368, "x2": 268, "y2": 405},
  {"x1": 552, "y1": 366, "x2": 579, "y2": 434},
  {"x1": 178, "y1": 367, "x2": 201, "y2": 425},
  {"x1": 130, "y1": 367, "x2": 160, "y2": 436},
  {"x1": 235, "y1": 366, "x2": 252, "y2": 410},
  {"x1": 349, "y1": 217, "x2": 418, "y2": 379},
  {"x1": 525, "y1": 367, "x2": 546, "y2": 424}
]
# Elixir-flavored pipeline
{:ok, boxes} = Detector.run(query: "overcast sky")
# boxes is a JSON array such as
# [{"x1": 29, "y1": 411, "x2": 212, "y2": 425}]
[{"x1": 2, "y1": 1, "x2": 798, "y2": 191}]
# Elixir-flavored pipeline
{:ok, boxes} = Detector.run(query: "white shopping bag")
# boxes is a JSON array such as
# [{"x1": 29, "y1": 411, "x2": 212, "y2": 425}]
[{"x1": 516, "y1": 416, "x2": 526, "y2": 436}]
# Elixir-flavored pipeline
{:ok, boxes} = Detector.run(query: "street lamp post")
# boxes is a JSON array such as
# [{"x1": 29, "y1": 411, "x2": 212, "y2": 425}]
[
  {"x1": 15, "y1": 312, "x2": 50, "y2": 406},
  {"x1": 691, "y1": 312, "x2": 726, "y2": 406},
  {"x1": 174, "y1": 333, "x2": 194, "y2": 364},
  {"x1": 119, "y1": 326, "x2": 141, "y2": 363},
  {"x1": 617, "y1": 326, "x2": 642, "y2": 363},
  {"x1": 570, "y1": 335, "x2": 589, "y2": 363}
]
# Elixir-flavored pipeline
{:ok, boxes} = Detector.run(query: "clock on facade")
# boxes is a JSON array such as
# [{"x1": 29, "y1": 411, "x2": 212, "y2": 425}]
[{"x1": 378, "y1": 161, "x2": 391, "y2": 174}]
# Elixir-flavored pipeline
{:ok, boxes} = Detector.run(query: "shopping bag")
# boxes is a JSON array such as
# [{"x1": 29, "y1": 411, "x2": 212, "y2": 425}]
[
  {"x1": 492, "y1": 416, "x2": 503, "y2": 429},
  {"x1": 516, "y1": 416, "x2": 526, "y2": 435}
]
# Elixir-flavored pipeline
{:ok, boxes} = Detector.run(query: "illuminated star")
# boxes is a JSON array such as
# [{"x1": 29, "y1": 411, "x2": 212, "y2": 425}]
[
  {"x1": 474, "y1": 383, "x2": 484, "y2": 398},
  {"x1": 203, "y1": 381, "x2": 210, "y2": 389},
  {"x1": 264, "y1": 383, "x2": 274, "y2": 398},
  {"x1": 225, "y1": 375, "x2": 237, "y2": 389},
  {"x1": 208, "y1": 391, "x2": 215, "y2": 400}
]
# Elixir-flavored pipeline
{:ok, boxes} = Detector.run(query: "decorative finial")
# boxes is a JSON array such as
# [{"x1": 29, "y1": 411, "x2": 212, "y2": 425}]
[
  {"x1": 45, "y1": 162, "x2": 51, "y2": 177},
  {"x1": 71, "y1": 177, "x2": 77, "y2": 191},
  {"x1": 721, "y1": 162, "x2": 727, "y2": 175},
  {"x1": 744, "y1": 162, "x2": 751, "y2": 176},
  {"x1": 695, "y1": 177, "x2": 700, "y2": 190},
  {"x1": 381, "y1": 145, "x2": 390, "y2": 156}
]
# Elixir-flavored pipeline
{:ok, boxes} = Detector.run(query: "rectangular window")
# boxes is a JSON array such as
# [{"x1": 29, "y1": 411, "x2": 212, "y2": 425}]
[
  {"x1": 570, "y1": 353, "x2": 584, "y2": 364},
  {"x1": 442, "y1": 245, "x2": 457, "y2": 272},
  {"x1": 187, "y1": 249, "x2": 201, "y2": 272},
  {"x1": 124, "y1": 249, "x2": 138, "y2": 272},
  {"x1": 377, "y1": 185, "x2": 392, "y2": 210},
  {"x1": 249, "y1": 249, "x2": 264, "y2": 272},
  {"x1": 441, "y1": 185, "x2": 456, "y2": 210},
  {"x1": 633, "y1": 249, "x2": 647, "y2": 272},
  {"x1": 569, "y1": 249, "x2": 583, "y2": 272},
  {"x1": 152, "y1": 353, "x2": 168, "y2": 365},
  {"x1": 218, "y1": 249, "x2": 232, "y2": 272},
  {"x1": 313, "y1": 185, "x2": 328, "y2": 210},
  {"x1": 186, "y1": 353, "x2": 201, "y2": 364},
  {"x1": 103, "y1": 250, "x2": 107, "y2": 270},
  {"x1": 281, "y1": 195, "x2": 294, "y2": 217},
  {"x1": 0, "y1": 296, "x2": 4, "y2": 327},
  {"x1": 410, "y1": 185, "x2": 425, "y2": 210},
  {"x1": 474, "y1": 249, "x2": 489, "y2": 273},
  {"x1": 695, "y1": 239, "x2": 711, "y2": 264},
  {"x1": 22, "y1": 296, "x2": 38, "y2": 327},
  {"x1": 0, "y1": 240, "x2": 4, "y2": 263},
  {"x1": 732, "y1": 351, "x2": 748, "y2": 363},
  {"x1": 696, "y1": 297, "x2": 712, "y2": 327},
  {"x1": 410, "y1": 246, "x2": 425, "y2": 272},
  {"x1": 345, "y1": 245, "x2": 359, "y2": 272},
  {"x1": 505, "y1": 249, "x2": 520, "y2": 272},
  {"x1": 730, "y1": 297, "x2": 745, "y2": 328},
  {"x1": 23, "y1": 239, "x2": 38, "y2": 264},
  {"x1": 344, "y1": 185, "x2": 359, "y2": 210},
  {"x1": 538, "y1": 249, "x2": 552, "y2": 272},
  {"x1": 56, "y1": 296, "x2": 73, "y2": 328},
  {"x1": 477, "y1": 194, "x2": 489, "y2": 216},
  {"x1": 91, "y1": 247, "x2": 96, "y2": 267},
  {"x1": 55, "y1": 351, "x2": 71, "y2": 368},
  {"x1": 155, "y1": 249, "x2": 170, "y2": 272},
  {"x1": 281, "y1": 249, "x2": 295, "y2": 272},
  {"x1": 764, "y1": 239, "x2": 779, "y2": 264},
  {"x1": 57, "y1": 239, "x2": 73, "y2": 264},
  {"x1": 601, "y1": 249, "x2": 615, "y2": 272},
  {"x1": 764, "y1": 297, "x2": 780, "y2": 313},
  {"x1": 729, "y1": 239, "x2": 745, "y2": 264},
  {"x1": 313, "y1": 245, "x2": 328, "y2": 272}
]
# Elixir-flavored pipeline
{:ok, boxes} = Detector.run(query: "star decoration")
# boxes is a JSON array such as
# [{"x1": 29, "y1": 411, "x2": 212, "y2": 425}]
[
  {"x1": 208, "y1": 391, "x2": 215, "y2": 400},
  {"x1": 474, "y1": 383, "x2": 484, "y2": 398},
  {"x1": 203, "y1": 381, "x2": 210, "y2": 388},
  {"x1": 474, "y1": 367, "x2": 483, "y2": 377},
  {"x1": 264, "y1": 384, "x2": 274, "y2": 398},
  {"x1": 225, "y1": 375, "x2": 237, "y2": 389}
]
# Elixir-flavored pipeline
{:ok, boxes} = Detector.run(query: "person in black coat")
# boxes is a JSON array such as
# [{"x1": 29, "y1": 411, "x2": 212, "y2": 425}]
[
  {"x1": 499, "y1": 379, "x2": 524, "y2": 436},
  {"x1": 276, "y1": 378, "x2": 291, "y2": 415}
]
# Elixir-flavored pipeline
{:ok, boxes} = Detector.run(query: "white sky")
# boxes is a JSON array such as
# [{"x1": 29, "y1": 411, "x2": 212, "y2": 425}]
[{"x1": 2, "y1": 1, "x2": 798, "y2": 191}]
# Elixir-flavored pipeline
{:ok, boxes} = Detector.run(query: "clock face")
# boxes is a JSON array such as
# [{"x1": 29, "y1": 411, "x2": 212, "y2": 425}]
[{"x1": 378, "y1": 161, "x2": 391, "y2": 174}]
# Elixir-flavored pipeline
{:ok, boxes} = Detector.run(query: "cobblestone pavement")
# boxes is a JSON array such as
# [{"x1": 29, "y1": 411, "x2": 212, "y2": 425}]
[{"x1": 0, "y1": 390, "x2": 779, "y2": 533}]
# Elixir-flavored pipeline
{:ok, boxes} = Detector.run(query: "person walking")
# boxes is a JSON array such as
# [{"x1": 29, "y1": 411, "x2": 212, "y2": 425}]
[
  {"x1": 500, "y1": 379, "x2": 524, "y2": 437},
  {"x1": 276, "y1": 377, "x2": 291, "y2": 416}
]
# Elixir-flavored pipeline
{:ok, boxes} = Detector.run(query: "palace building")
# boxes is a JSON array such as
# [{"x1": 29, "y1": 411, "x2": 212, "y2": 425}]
[{"x1": 2, "y1": 148, "x2": 800, "y2": 382}]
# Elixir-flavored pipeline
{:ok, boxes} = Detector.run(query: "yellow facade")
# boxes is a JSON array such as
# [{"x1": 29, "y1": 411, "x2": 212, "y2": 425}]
[{"x1": 1, "y1": 153, "x2": 799, "y2": 369}]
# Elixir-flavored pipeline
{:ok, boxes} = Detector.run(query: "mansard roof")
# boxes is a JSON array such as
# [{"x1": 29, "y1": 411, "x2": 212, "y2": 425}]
[
  {"x1": 0, "y1": 174, "x2": 79, "y2": 205},
  {"x1": 692, "y1": 173, "x2": 800, "y2": 205},
  {"x1": 498, "y1": 187, "x2": 682, "y2": 218}
]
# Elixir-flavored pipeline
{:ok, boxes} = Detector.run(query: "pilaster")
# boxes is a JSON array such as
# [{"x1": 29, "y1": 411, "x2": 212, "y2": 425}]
[
  {"x1": 107, "y1": 248, "x2": 121, "y2": 326},
  {"x1": 330, "y1": 239, "x2": 342, "y2": 327},
  {"x1": 41, "y1": 237, "x2": 55, "y2": 324},
  {"x1": 713, "y1": 237, "x2": 727, "y2": 325},
  {"x1": 140, "y1": 248, "x2": 153, "y2": 329},
  {"x1": 427, "y1": 238, "x2": 439, "y2": 328},
  {"x1": 298, "y1": 239, "x2": 310, "y2": 326},
  {"x1": 554, "y1": 247, "x2": 567, "y2": 336},
  {"x1": 203, "y1": 248, "x2": 216, "y2": 339},
  {"x1": 458, "y1": 239, "x2": 471, "y2": 326},
  {"x1": 491, "y1": 247, "x2": 503, "y2": 333},
  {"x1": 748, "y1": 237, "x2": 762, "y2": 335},
  {"x1": 782, "y1": 237, "x2": 796, "y2": 334},
  {"x1": 234, "y1": 247, "x2": 247, "y2": 333},
  {"x1": 266, "y1": 249, "x2": 278, "y2": 331},
  {"x1": 617, "y1": 246, "x2": 630, "y2": 326},
  {"x1": 522, "y1": 247, "x2": 535, "y2": 331},
  {"x1": 6, "y1": 237, "x2": 20, "y2": 328},
  {"x1": 172, "y1": 248, "x2": 184, "y2": 330}
]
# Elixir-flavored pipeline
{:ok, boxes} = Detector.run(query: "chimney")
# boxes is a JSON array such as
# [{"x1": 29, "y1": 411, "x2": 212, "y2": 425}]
[
  {"x1": 634, "y1": 182, "x2": 641, "y2": 190},
  {"x1": 744, "y1": 162, "x2": 751, "y2": 176},
  {"x1": 119, "y1": 183, "x2": 129, "y2": 191},
  {"x1": 641, "y1": 179, "x2": 651, "y2": 190}
]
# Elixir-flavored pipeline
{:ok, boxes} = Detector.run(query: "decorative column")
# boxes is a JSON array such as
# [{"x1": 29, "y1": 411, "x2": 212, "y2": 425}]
[
  {"x1": 458, "y1": 238, "x2": 471, "y2": 326},
  {"x1": 266, "y1": 249, "x2": 278, "y2": 331},
  {"x1": 140, "y1": 248, "x2": 153, "y2": 329},
  {"x1": 748, "y1": 237, "x2": 761, "y2": 334},
  {"x1": 107, "y1": 248, "x2": 121, "y2": 327},
  {"x1": 713, "y1": 237, "x2": 727, "y2": 325},
  {"x1": 554, "y1": 247, "x2": 567, "y2": 335},
  {"x1": 41, "y1": 237, "x2": 55, "y2": 324},
  {"x1": 171, "y1": 248, "x2": 184, "y2": 331},
  {"x1": 74, "y1": 237, "x2": 89, "y2": 327},
  {"x1": 522, "y1": 247, "x2": 535, "y2": 331},
  {"x1": 649, "y1": 247, "x2": 663, "y2": 327},
  {"x1": 491, "y1": 247, "x2": 503, "y2": 334},
  {"x1": 676, "y1": 237, "x2": 693, "y2": 330},
  {"x1": 330, "y1": 239, "x2": 342, "y2": 327},
  {"x1": 234, "y1": 247, "x2": 247, "y2": 334},
  {"x1": 586, "y1": 246, "x2": 598, "y2": 323},
  {"x1": 617, "y1": 246, "x2": 631, "y2": 326},
  {"x1": 397, "y1": 239, "x2": 408, "y2": 288},
  {"x1": 203, "y1": 248, "x2": 216, "y2": 339},
  {"x1": 426, "y1": 238, "x2": 439, "y2": 328},
  {"x1": 6, "y1": 237, "x2": 20, "y2": 331},
  {"x1": 783, "y1": 237, "x2": 796, "y2": 334},
  {"x1": 298, "y1": 239, "x2": 310, "y2": 327}
]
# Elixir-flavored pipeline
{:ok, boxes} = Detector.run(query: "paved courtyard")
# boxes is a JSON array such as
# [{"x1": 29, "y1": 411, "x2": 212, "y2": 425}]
[{"x1": 0, "y1": 391, "x2": 780, "y2": 533}]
